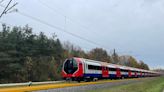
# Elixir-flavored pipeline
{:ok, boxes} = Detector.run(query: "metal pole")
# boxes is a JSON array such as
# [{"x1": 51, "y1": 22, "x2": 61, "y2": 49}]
[{"x1": 0, "y1": 0, "x2": 12, "y2": 19}]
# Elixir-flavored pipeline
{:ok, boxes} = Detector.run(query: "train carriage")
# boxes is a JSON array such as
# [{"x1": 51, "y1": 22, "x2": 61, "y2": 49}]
[{"x1": 62, "y1": 57, "x2": 160, "y2": 82}]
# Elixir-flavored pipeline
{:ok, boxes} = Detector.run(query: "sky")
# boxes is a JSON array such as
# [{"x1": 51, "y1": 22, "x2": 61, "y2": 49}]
[{"x1": 0, "y1": 0, "x2": 164, "y2": 69}]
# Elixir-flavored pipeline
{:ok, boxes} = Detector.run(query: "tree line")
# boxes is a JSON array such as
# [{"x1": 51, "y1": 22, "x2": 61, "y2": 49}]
[{"x1": 0, "y1": 24, "x2": 149, "y2": 83}]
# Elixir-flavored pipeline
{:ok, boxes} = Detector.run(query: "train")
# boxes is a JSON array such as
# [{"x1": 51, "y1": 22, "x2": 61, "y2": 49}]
[{"x1": 62, "y1": 57, "x2": 160, "y2": 82}]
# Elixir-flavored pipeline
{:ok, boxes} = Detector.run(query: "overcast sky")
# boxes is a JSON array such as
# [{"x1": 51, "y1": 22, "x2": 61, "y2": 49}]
[{"x1": 0, "y1": 0, "x2": 164, "y2": 69}]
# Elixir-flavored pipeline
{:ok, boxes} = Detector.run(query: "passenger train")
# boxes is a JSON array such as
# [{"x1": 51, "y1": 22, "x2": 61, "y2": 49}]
[{"x1": 62, "y1": 57, "x2": 160, "y2": 82}]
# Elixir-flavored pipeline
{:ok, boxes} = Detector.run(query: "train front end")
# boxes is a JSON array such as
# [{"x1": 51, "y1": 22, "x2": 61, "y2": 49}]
[{"x1": 62, "y1": 57, "x2": 83, "y2": 81}]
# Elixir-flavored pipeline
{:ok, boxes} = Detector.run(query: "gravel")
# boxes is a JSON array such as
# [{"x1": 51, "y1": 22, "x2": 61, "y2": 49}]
[{"x1": 34, "y1": 78, "x2": 151, "y2": 92}]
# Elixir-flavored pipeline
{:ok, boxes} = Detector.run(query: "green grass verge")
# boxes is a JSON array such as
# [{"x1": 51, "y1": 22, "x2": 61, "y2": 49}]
[{"x1": 87, "y1": 77, "x2": 164, "y2": 92}]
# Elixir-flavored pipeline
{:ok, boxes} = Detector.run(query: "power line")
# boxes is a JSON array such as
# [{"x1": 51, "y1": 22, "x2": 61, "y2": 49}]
[
  {"x1": 0, "y1": 8, "x2": 132, "y2": 56},
  {"x1": 0, "y1": 14, "x2": 136, "y2": 57},
  {"x1": 0, "y1": 3, "x2": 105, "y2": 49},
  {"x1": 0, "y1": 2, "x2": 139, "y2": 56},
  {"x1": 5, "y1": 2, "x2": 18, "y2": 13},
  {"x1": 34, "y1": 0, "x2": 120, "y2": 51},
  {"x1": 0, "y1": 21, "x2": 96, "y2": 52},
  {"x1": 36, "y1": 0, "x2": 93, "y2": 33},
  {"x1": 0, "y1": 2, "x2": 114, "y2": 52},
  {"x1": 18, "y1": 11, "x2": 106, "y2": 48}
]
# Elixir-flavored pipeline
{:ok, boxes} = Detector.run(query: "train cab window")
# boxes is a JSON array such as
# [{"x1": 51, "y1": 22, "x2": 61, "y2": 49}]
[{"x1": 64, "y1": 58, "x2": 78, "y2": 74}]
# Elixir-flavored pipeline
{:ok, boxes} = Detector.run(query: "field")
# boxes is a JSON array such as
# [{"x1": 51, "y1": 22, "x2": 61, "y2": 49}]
[{"x1": 87, "y1": 77, "x2": 164, "y2": 92}]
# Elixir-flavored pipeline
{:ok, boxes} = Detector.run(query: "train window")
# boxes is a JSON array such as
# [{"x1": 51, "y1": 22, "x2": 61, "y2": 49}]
[
  {"x1": 96, "y1": 66, "x2": 100, "y2": 70},
  {"x1": 88, "y1": 65, "x2": 94, "y2": 70},
  {"x1": 132, "y1": 70, "x2": 136, "y2": 72},
  {"x1": 104, "y1": 67, "x2": 108, "y2": 70},
  {"x1": 64, "y1": 58, "x2": 78, "y2": 74},
  {"x1": 108, "y1": 68, "x2": 116, "y2": 71},
  {"x1": 88, "y1": 65, "x2": 101, "y2": 70},
  {"x1": 120, "y1": 69, "x2": 128, "y2": 72}
]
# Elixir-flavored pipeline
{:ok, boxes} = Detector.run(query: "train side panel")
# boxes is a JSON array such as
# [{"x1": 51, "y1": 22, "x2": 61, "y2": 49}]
[
  {"x1": 62, "y1": 57, "x2": 160, "y2": 82},
  {"x1": 83, "y1": 60, "x2": 102, "y2": 79}
]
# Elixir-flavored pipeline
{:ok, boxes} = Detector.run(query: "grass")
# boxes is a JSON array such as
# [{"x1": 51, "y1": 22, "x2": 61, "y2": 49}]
[{"x1": 87, "y1": 77, "x2": 164, "y2": 92}]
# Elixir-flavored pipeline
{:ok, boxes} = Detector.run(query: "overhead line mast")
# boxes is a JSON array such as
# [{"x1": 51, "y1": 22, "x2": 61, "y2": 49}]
[
  {"x1": 0, "y1": 0, "x2": 13, "y2": 18},
  {"x1": 0, "y1": 0, "x2": 18, "y2": 19}
]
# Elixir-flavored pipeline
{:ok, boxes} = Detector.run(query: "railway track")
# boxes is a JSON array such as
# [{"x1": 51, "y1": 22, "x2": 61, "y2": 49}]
[{"x1": 0, "y1": 78, "x2": 150, "y2": 92}]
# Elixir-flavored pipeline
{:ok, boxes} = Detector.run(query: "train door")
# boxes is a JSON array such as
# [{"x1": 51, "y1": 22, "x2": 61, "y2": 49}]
[
  {"x1": 135, "y1": 72, "x2": 137, "y2": 77},
  {"x1": 77, "y1": 62, "x2": 83, "y2": 77},
  {"x1": 116, "y1": 68, "x2": 121, "y2": 78},
  {"x1": 128, "y1": 70, "x2": 132, "y2": 77},
  {"x1": 102, "y1": 66, "x2": 109, "y2": 78},
  {"x1": 140, "y1": 71, "x2": 142, "y2": 77},
  {"x1": 143, "y1": 72, "x2": 145, "y2": 77}
]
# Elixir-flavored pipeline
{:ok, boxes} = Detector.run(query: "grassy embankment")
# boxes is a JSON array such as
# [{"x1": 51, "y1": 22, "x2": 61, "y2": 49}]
[{"x1": 87, "y1": 77, "x2": 164, "y2": 92}]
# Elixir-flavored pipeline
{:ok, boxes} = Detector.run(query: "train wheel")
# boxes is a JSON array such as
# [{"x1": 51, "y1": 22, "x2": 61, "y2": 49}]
[
  {"x1": 93, "y1": 78, "x2": 98, "y2": 81},
  {"x1": 84, "y1": 78, "x2": 90, "y2": 82},
  {"x1": 66, "y1": 78, "x2": 72, "y2": 82},
  {"x1": 77, "y1": 78, "x2": 81, "y2": 83},
  {"x1": 121, "y1": 76, "x2": 125, "y2": 79}
]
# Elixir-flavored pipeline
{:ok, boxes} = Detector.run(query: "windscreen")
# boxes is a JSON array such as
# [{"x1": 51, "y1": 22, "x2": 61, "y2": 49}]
[{"x1": 64, "y1": 58, "x2": 78, "y2": 74}]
